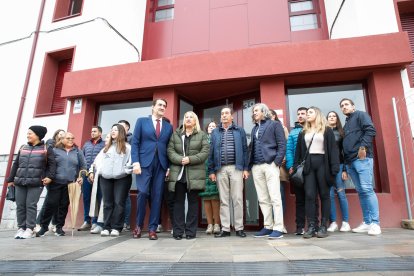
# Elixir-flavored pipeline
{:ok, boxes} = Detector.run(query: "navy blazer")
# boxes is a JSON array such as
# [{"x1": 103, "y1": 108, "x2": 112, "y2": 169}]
[
  {"x1": 249, "y1": 119, "x2": 286, "y2": 169},
  {"x1": 131, "y1": 116, "x2": 173, "y2": 170}
]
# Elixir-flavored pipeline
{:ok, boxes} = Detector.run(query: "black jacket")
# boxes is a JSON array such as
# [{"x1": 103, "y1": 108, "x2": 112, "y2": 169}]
[
  {"x1": 294, "y1": 127, "x2": 340, "y2": 186},
  {"x1": 8, "y1": 141, "x2": 56, "y2": 187},
  {"x1": 343, "y1": 110, "x2": 376, "y2": 164}
]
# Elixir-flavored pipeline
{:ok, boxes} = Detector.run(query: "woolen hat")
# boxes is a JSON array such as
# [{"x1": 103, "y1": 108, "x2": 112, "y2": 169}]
[{"x1": 29, "y1": 125, "x2": 47, "y2": 140}]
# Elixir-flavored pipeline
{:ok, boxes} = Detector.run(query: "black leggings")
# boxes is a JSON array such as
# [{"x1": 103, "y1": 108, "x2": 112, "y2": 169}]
[{"x1": 304, "y1": 154, "x2": 330, "y2": 225}]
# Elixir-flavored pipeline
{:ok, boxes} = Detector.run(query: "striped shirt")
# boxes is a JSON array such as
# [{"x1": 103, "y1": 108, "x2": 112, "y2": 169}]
[{"x1": 220, "y1": 126, "x2": 235, "y2": 166}]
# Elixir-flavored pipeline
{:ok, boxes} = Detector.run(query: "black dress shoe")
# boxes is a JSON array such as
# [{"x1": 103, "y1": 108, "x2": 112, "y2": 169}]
[
  {"x1": 186, "y1": 235, "x2": 196, "y2": 240},
  {"x1": 236, "y1": 230, "x2": 247, "y2": 238},
  {"x1": 214, "y1": 231, "x2": 230, "y2": 238},
  {"x1": 173, "y1": 235, "x2": 182, "y2": 240}
]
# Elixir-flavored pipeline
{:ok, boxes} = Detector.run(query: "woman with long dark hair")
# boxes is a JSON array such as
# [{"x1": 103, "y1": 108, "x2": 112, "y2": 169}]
[
  {"x1": 294, "y1": 107, "x2": 340, "y2": 238},
  {"x1": 326, "y1": 111, "x2": 351, "y2": 232},
  {"x1": 89, "y1": 124, "x2": 132, "y2": 237}
]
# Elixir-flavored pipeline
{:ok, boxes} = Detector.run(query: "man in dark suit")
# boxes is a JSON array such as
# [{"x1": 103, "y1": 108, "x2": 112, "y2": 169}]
[
  {"x1": 249, "y1": 103, "x2": 286, "y2": 239},
  {"x1": 131, "y1": 99, "x2": 173, "y2": 240}
]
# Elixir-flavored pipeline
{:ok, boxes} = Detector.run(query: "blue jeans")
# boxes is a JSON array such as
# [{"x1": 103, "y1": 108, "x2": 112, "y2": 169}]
[
  {"x1": 347, "y1": 158, "x2": 380, "y2": 225},
  {"x1": 82, "y1": 176, "x2": 98, "y2": 224},
  {"x1": 330, "y1": 164, "x2": 349, "y2": 222}
]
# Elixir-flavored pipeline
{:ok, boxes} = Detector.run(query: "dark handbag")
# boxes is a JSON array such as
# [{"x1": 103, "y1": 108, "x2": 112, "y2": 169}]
[
  {"x1": 6, "y1": 186, "x2": 15, "y2": 202},
  {"x1": 290, "y1": 133, "x2": 315, "y2": 187}
]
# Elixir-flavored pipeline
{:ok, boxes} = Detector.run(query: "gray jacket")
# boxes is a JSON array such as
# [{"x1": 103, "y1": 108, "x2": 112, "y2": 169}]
[
  {"x1": 98, "y1": 143, "x2": 131, "y2": 179},
  {"x1": 53, "y1": 146, "x2": 87, "y2": 185}
]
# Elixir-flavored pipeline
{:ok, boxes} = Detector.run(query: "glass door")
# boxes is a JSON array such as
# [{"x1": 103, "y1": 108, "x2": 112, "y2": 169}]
[{"x1": 196, "y1": 93, "x2": 261, "y2": 230}]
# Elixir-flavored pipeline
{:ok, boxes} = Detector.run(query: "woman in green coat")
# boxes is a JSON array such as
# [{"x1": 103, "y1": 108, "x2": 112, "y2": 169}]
[
  {"x1": 167, "y1": 111, "x2": 210, "y2": 240},
  {"x1": 198, "y1": 121, "x2": 221, "y2": 235}
]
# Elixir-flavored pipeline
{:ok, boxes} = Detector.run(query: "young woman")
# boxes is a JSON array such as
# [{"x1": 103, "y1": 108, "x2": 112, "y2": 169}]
[
  {"x1": 46, "y1": 129, "x2": 66, "y2": 148},
  {"x1": 326, "y1": 111, "x2": 351, "y2": 232},
  {"x1": 37, "y1": 132, "x2": 86, "y2": 237},
  {"x1": 198, "y1": 121, "x2": 221, "y2": 234},
  {"x1": 167, "y1": 111, "x2": 209, "y2": 240},
  {"x1": 90, "y1": 124, "x2": 132, "y2": 237},
  {"x1": 7, "y1": 125, "x2": 56, "y2": 239},
  {"x1": 294, "y1": 107, "x2": 340, "y2": 238}
]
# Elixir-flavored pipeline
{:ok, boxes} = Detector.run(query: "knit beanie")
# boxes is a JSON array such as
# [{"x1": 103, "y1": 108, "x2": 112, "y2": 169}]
[{"x1": 29, "y1": 125, "x2": 47, "y2": 140}]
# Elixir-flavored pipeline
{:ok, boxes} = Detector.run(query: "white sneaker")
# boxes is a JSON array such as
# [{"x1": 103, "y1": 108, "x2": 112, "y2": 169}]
[
  {"x1": 340, "y1": 222, "x2": 351, "y2": 232},
  {"x1": 14, "y1": 228, "x2": 25, "y2": 239},
  {"x1": 206, "y1": 224, "x2": 213, "y2": 234},
  {"x1": 50, "y1": 224, "x2": 57, "y2": 233},
  {"x1": 21, "y1": 228, "x2": 34, "y2": 239},
  {"x1": 352, "y1": 222, "x2": 372, "y2": 233},
  {"x1": 156, "y1": 224, "x2": 163, "y2": 233},
  {"x1": 213, "y1": 224, "x2": 221, "y2": 234},
  {"x1": 368, "y1": 224, "x2": 382, "y2": 236},
  {"x1": 110, "y1": 229, "x2": 120, "y2": 237},
  {"x1": 91, "y1": 223, "x2": 97, "y2": 230},
  {"x1": 34, "y1": 224, "x2": 41, "y2": 233},
  {"x1": 90, "y1": 225, "x2": 103, "y2": 234},
  {"x1": 101, "y1": 229, "x2": 110, "y2": 237},
  {"x1": 327, "y1": 222, "x2": 338, "y2": 232}
]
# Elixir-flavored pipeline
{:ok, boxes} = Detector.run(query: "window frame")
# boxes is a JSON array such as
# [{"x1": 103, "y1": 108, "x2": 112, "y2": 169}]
[
  {"x1": 288, "y1": 0, "x2": 320, "y2": 31},
  {"x1": 153, "y1": 0, "x2": 175, "y2": 22},
  {"x1": 52, "y1": 0, "x2": 83, "y2": 22}
]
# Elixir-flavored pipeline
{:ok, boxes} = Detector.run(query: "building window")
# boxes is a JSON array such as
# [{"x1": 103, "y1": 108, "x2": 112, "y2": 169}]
[
  {"x1": 35, "y1": 49, "x2": 74, "y2": 116},
  {"x1": 154, "y1": 0, "x2": 174, "y2": 22},
  {"x1": 53, "y1": 0, "x2": 83, "y2": 21},
  {"x1": 287, "y1": 84, "x2": 378, "y2": 190},
  {"x1": 289, "y1": 0, "x2": 319, "y2": 31}
]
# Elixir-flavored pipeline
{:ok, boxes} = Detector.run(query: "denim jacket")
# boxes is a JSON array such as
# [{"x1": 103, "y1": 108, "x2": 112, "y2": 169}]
[{"x1": 208, "y1": 123, "x2": 249, "y2": 174}]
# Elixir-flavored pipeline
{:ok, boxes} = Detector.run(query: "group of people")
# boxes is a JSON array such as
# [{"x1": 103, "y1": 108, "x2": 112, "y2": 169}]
[{"x1": 7, "y1": 97, "x2": 381, "y2": 240}]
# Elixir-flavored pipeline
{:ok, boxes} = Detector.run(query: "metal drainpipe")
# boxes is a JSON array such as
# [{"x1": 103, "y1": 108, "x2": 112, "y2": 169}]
[{"x1": 0, "y1": 0, "x2": 46, "y2": 221}]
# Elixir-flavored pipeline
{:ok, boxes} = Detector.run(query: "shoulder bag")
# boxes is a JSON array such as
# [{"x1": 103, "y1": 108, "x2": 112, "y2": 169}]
[{"x1": 290, "y1": 133, "x2": 315, "y2": 188}]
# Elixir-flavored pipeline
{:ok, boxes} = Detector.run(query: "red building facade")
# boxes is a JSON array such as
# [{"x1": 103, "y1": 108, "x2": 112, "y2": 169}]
[{"x1": 61, "y1": 0, "x2": 414, "y2": 230}]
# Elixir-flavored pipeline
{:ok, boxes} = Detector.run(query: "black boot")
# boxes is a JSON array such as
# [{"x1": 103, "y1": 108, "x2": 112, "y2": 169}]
[
  {"x1": 303, "y1": 223, "x2": 316, "y2": 239},
  {"x1": 317, "y1": 219, "x2": 328, "y2": 238}
]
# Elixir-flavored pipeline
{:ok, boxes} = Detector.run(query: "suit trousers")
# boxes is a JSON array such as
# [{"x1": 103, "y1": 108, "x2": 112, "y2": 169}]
[
  {"x1": 216, "y1": 165, "x2": 244, "y2": 232},
  {"x1": 135, "y1": 155, "x2": 166, "y2": 231},
  {"x1": 252, "y1": 162, "x2": 284, "y2": 231}
]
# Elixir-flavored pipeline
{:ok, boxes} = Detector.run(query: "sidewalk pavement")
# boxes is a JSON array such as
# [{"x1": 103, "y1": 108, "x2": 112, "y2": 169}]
[{"x1": 0, "y1": 227, "x2": 413, "y2": 275}]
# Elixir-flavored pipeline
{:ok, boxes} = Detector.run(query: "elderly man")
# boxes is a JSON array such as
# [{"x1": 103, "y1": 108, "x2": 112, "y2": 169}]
[
  {"x1": 208, "y1": 106, "x2": 249, "y2": 238},
  {"x1": 250, "y1": 103, "x2": 286, "y2": 239}
]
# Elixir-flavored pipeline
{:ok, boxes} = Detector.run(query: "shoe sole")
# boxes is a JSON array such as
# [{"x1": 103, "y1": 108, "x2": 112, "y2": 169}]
[
  {"x1": 268, "y1": 235, "x2": 284, "y2": 239},
  {"x1": 368, "y1": 232, "x2": 381, "y2": 236},
  {"x1": 253, "y1": 235, "x2": 269, "y2": 238},
  {"x1": 352, "y1": 229, "x2": 370, "y2": 233}
]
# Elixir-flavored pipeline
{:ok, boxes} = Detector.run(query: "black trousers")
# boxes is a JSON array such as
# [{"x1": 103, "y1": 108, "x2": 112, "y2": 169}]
[
  {"x1": 100, "y1": 175, "x2": 132, "y2": 231},
  {"x1": 40, "y1": 184, "x2": 69, "y2": 229},
  {"x1": 304, "y1": 154, "x2": 330, "y2": 225},
  {"x1": 173, "y1": 181, "x2": 199, "y2": 237}
]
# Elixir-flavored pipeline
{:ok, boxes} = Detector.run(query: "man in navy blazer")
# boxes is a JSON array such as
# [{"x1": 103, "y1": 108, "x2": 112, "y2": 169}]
[
  {"x1": 131, "y1": 99, "x2": 173, "y2": 240},
  {"x1": 249, "y1": 103, "x2": 286, "y2": 239}
]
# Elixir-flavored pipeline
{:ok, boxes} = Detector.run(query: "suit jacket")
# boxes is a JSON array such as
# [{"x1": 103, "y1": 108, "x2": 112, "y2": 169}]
[
  {"x1": 249, "y1": 119, "x2": 286, "y2": 169},
  {"x1": 131, "y1": 116, "x2": 173, "y2": 170}
]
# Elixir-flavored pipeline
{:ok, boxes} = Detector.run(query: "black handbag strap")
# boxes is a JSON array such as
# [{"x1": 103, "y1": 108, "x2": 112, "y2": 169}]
[{"x1": 302, "y1": 133, "x2": 316, "y2": 163}]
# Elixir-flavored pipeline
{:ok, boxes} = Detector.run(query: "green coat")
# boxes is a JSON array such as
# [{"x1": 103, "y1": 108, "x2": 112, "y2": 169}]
[{"x1": 167, "y1": 127, "x2": 210, "y2": 192}]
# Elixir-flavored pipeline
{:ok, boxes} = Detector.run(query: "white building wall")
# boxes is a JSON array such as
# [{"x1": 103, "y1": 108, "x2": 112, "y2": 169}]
[
  {"x1": 0, "y1": 0, "x2": 146, "y2": 228},
  {"x1": 324, "y1": 0, "x2": 414, "y2": 136}
]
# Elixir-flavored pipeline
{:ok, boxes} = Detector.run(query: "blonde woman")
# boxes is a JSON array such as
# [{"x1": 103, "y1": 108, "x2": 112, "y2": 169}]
[
  {"x1": 294, "y1": 107, "x2": 339, "y2": 238},
  {"x1": 167, "y1": 111, "x2": 209, "y2": 240}
]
